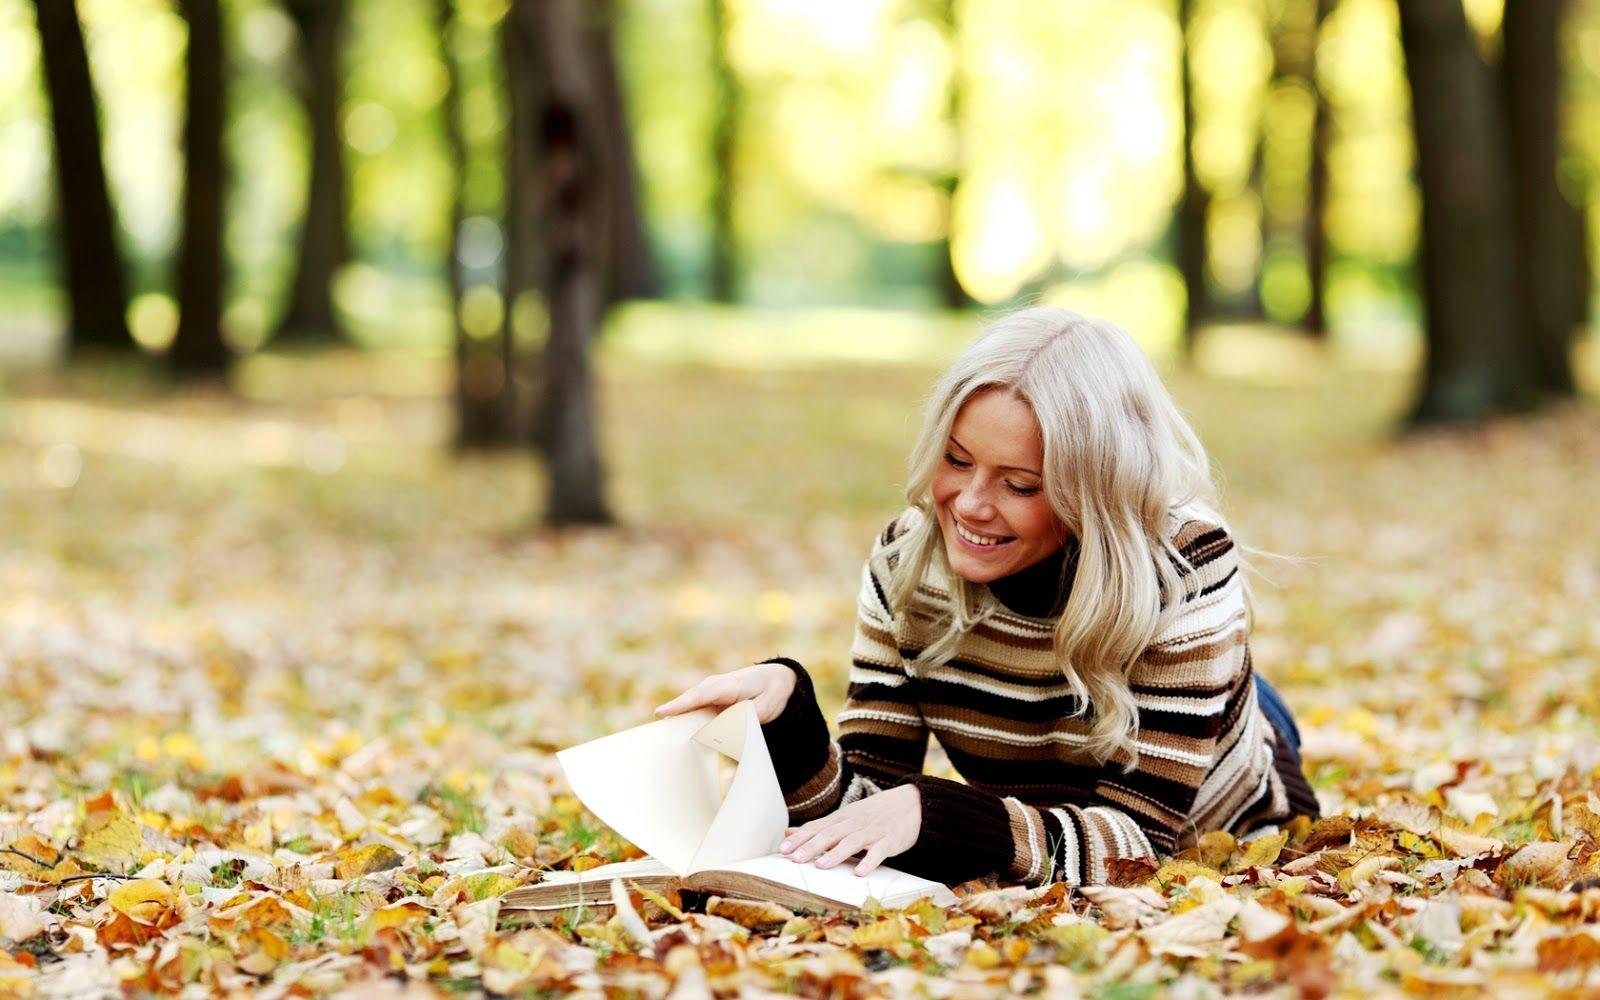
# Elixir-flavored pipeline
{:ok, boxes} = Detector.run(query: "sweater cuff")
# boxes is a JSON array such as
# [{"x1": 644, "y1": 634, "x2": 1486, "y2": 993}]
[
  {"x1": 891, "y1": 775, "x2": 1014, "y2": 886},
  {"x1": 756, "y1": 658, "x2": 833, "y2": 795}
]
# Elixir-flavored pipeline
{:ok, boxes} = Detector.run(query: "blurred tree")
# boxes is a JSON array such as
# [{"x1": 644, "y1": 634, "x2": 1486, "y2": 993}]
[
  {"x1": 1175, "y1": 0, "x2": 1210, "y2": 352},
  {"x1": 512, "y1": 0, "x2": 613, "y2": 525},
  {"x1": 170, "y1": 0, "x2": 231, "y2": 375},
  {"x1": 1395, "y1": 0, "x2": 1528, "y2": 424},
  {"x1": 707, "y1": 0, "x2": 739, "y2": 302},
  {"x1": 274, "y1": 0, "x2": 350, "y2": 344},
  {"x1": 437, "y1": 0, "x2": 516, "y2": 447},
  {"x1": 587, "y1": 0, "x2": 657, "y2": 303},
  {"x1": 1304, "y1": 0, "x2": 1334, "y2": 336},
  {"x1": 1500, "y1": 0, "x2": 1582, "y2": 399},
  {"x1": 501, "y1": 0, "x2": 539, "y2": 441},
  {"x1": 1249, "y1": 0, "x2": 1334, "y2": 334},
  {"x1": 931, "y1": 0, "x2": 972, "y2": 311},
  {"x1": 29, "y1": 0, "x2": 133, "y2": 354}
]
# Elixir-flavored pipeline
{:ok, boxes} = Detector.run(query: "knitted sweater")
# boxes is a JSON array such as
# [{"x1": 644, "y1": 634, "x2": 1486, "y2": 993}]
[{"x1": 759, "y1": 507, "x2": 1321, "y2": 888}]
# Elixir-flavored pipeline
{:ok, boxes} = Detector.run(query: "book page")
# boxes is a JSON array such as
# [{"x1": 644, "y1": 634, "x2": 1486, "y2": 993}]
[
  {"x1": 556, "y1": 701, "x2": 785, "y2": 877},
  {"x1": 556, "y1": 709, "x2": 724, "y2": 874},
  {"x1": 714, "y1": 854, "x2": 957, "y2": 909},
  {"x1": 684, "y1": 701, "x2": 787, "y2": 873}
]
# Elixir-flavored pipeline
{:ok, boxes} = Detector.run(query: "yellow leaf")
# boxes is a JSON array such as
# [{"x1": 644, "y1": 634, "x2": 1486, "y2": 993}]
[
  {"x1": 369, "y1": 901, "x2": 430, "y2": 932},
  {"x1": 463, "y1": 871, "x2": 517, "y2": 901},
  {"x1": 76, "y1": 807, "x2": 143, "y2": 871},
  {"x1": 1235, "y1": 831, "x2": 1288, "y2": 870},
  {"x1": 571, "y1": 856, "x2": 605, "y2": 872},
  {"x1": 632, "y1": 884, "x2": 685, "y2": 922},
  {"x1": 333, "y1": 843, "x2": 403, "y2": 880},
  {"x1": 1039, "y1": 922, "x2": 1109, "y2": 962},
  {"x1": 965, "y1": 940, "x2": 1001, "y2": 968},
  {"x1": 108, "y1": 879, "x2": 174, "y2": 925},
  {"x1": 850, "y1": 917, "x2": 905, "y2": 949},
  {"x1": 1152, "y1": 859, "x2": 1222, "y2": 886}
]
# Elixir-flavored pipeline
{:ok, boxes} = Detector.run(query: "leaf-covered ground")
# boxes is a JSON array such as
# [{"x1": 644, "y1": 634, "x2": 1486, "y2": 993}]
[{"x1": 2, "y1": 340, "x2": 1599, "y2": 997}]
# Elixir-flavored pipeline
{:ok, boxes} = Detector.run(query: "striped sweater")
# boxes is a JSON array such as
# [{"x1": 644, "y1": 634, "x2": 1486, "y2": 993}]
[{"x1": 759, "y1": 507, "x2": 1321, "y2": 888}]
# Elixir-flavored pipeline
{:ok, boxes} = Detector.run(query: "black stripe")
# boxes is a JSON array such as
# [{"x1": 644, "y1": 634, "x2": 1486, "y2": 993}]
[{"x1": 918, "y1": 679, "x2": 1085, "y2": 721}]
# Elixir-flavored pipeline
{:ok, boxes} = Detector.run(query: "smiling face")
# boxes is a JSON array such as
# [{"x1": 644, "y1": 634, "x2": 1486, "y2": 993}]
[{"x1": 931, "y1": 387, "x2": 1069, "y2": 584}]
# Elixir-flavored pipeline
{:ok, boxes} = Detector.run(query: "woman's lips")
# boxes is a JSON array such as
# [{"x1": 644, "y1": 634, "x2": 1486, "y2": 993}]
[{"x1": 950, "y1": 518, "x2": 1015, "y2": 553}]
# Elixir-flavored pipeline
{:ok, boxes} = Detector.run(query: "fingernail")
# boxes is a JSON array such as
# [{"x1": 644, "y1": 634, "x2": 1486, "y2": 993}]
[{"x1": 779, "y1": 841, "x2": 791, "y2": 852}]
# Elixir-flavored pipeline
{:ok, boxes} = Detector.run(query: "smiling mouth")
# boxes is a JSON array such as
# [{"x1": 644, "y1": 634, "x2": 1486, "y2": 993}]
[{"x1": 952, "y1": 519, "x2": 1015, "y2": 548}]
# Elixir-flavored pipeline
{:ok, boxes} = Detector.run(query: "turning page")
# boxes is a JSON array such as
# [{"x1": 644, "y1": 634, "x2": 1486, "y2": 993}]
[{"x1": 555, "y1": 701, "x2": 787, "y2": 876}]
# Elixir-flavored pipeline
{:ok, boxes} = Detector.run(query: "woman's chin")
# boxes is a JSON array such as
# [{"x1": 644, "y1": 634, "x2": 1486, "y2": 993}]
[{"x1": 943, "y1": 541, "x2": 1006, "y2": 584}]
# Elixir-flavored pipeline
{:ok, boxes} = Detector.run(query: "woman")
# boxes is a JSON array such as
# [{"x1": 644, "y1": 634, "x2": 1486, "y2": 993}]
[{"x1": 656, "y1": 306, "x2": 1320, "y2": 888}]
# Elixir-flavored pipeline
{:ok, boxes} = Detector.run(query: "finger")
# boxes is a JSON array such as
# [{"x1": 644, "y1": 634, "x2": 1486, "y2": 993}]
[
  {"x1": 789, "y1": 823, "x2": 846, "y2": 863},
  {"x1": 816, "y1": 831, "x2": 872, "y2": 870},
  {"x1": 854, "y1": 843, "x2": 890, "y2": 877},
  {"x1": 654, "y1": 681, "x2": 728, "y2": 716},
  {"x1": 781, "y1": 822, "x2": 827, "y2": 856}
]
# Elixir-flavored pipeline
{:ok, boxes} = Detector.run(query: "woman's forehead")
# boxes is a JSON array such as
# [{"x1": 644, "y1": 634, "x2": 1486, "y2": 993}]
[{"x1": 951, "y1": 390, "x2": 1043, "y2": 467}]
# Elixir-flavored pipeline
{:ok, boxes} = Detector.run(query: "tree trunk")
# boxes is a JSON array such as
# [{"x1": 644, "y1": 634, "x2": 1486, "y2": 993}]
[
  {"x1": 1395, "y1": 0, "x2": 1527, "y2": 425},
  {"x1": 170, "y1": 0, "x2": 230, "y2": 376},
  {"x1": 30, "y1": 0, "x2": 132, "y2": 354},
  {"x1": 1176, "y1": 0, "x2": 1209, "y2": 353},
  {"x1": 932, "y1": 0, "x2": 970, "y2": 310},
  {"x1": 275, "y1": 0, "x2": 349, "y2": 342},
  {"x1": 437, "y1": 0, "x2": 513, "y2": 447},
  {"x1": 586, "y1": 0, "x2": 657, "y2": 304},
  {"x1": 706, "y1": 0, "x2": 739, "y2": 302},
  {"x1": 1500, "y1": 0, "x2": 1578, "y2": 399},
  {"x1": 515, "y1": 0, "x2": 613, "y2": 526},
  {"x1": 501, "y1": 5, "x2": 542, "y2": 446},
  {"x1": 1304, "y1": 0, "x2": 1334, "y2": 337}
]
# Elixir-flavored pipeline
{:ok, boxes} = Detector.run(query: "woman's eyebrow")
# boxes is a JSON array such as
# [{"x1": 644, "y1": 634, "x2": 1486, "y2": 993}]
[{"x1": 949, "y1": 437, "x2": 1041, "y2": 477}]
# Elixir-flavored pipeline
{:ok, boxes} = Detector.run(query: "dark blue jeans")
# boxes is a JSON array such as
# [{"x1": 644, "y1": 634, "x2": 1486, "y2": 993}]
[{"x1": 1254, "y1": 673, "x2": 1303, "y2": 760}]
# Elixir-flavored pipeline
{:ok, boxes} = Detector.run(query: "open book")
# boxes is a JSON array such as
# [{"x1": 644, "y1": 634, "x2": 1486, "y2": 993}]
[{"x1": 501, "y1": 702, "x2": 956, "y2": 914}]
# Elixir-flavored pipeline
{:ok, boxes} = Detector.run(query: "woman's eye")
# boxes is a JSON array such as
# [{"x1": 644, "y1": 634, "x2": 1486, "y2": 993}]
[
  {"x1": 943, "y1": 452, "x2": 971, "y2": 469},
  {"x1": 1008, "y1": 484, "x2": 1041, "y2": 497}
]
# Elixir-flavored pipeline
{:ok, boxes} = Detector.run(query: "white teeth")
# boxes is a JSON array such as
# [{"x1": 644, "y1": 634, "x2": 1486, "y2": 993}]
[{"x1": 955, "y1": 522, "x2": 1011, "y2": 547}]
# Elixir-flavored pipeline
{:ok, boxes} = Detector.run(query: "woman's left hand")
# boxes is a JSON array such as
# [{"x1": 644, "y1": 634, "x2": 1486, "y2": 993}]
[{"x1": 779, "y1": 783, "x2": 921, "y2": 877}]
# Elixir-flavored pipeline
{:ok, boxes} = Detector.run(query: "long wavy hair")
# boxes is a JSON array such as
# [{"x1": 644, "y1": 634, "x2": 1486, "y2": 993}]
[{"x1": 880, "y1": 306, "x2": 1239, "y2": 770}]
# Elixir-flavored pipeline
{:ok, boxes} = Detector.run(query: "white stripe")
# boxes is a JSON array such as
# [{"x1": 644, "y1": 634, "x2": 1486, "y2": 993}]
[
  {"x1": 1048, "y1": 807, "x2": 1080, "y2": 886},
  {"x1": 790, "y1": 743, "x2": 843, "y2": 813},
  {"x1": 838, "y1": 707, "x2": 922, "y2": 728},
  {"x1": 1132, "y1": 691, "x2": 1231, "y2": 715}
]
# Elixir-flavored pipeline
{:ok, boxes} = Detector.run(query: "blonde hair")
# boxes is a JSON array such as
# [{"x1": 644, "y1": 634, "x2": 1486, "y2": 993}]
[{"x1": 882, "y1": 306, "x2": 1238, "y2": 770}]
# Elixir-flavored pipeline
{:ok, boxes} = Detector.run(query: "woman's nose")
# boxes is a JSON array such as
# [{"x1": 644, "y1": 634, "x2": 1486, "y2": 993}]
[{"x1": 953, "y1": 481, "x2": 996, "y2": 519}]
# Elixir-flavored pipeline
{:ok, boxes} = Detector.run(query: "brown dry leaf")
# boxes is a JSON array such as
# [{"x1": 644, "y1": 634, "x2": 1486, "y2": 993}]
[
  {"x1": 1138, "y1": 895, "x2": 1241, "y2": 955},
  {"x1": 1535, "y1": 932, "x2": 1600, "y2": 972},
  {"x1": 1495, "y1": 841, "x2": 1580, "y2": 889},
  {"x1": 704, "y1": 896, "x2": 793, "y2": 930},
  {"x1": 333, "y1": 843, "x2": 404, "y2": 880},
  {"x1": 1079, "y1": 884, "x2": 1167, "y2": 930},
  {"x1": 1104, "y1": 856, "x2": 1160, "y2": 887},
  {"x1": 502, "y1": 825, "x2": 541, "y2": 859}
]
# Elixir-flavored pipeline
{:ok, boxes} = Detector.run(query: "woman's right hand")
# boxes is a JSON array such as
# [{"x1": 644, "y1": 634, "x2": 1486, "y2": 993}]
[{"x1": 654, "y1": 660, "x2": 799, "y2": 724}]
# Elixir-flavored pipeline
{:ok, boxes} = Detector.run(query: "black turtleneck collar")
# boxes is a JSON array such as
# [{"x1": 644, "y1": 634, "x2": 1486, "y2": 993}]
[{"x1": 986, "y1": 535, "x2": 1079, "y2": 618}]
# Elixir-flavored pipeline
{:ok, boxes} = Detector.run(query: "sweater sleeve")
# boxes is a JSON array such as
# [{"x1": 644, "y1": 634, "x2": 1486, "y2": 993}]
[
  {"x1": 892, "y1": 521, "x2": 1268, "y2": 887},
  {"x1": 759, "y1": 515, "x2": 929, "y2": 824}
]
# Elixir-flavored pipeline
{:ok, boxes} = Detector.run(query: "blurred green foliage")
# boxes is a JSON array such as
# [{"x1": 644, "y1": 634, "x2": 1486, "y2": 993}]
[{"x1": 0, "y1": 0, "x2": 1596, "y2": 363}]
